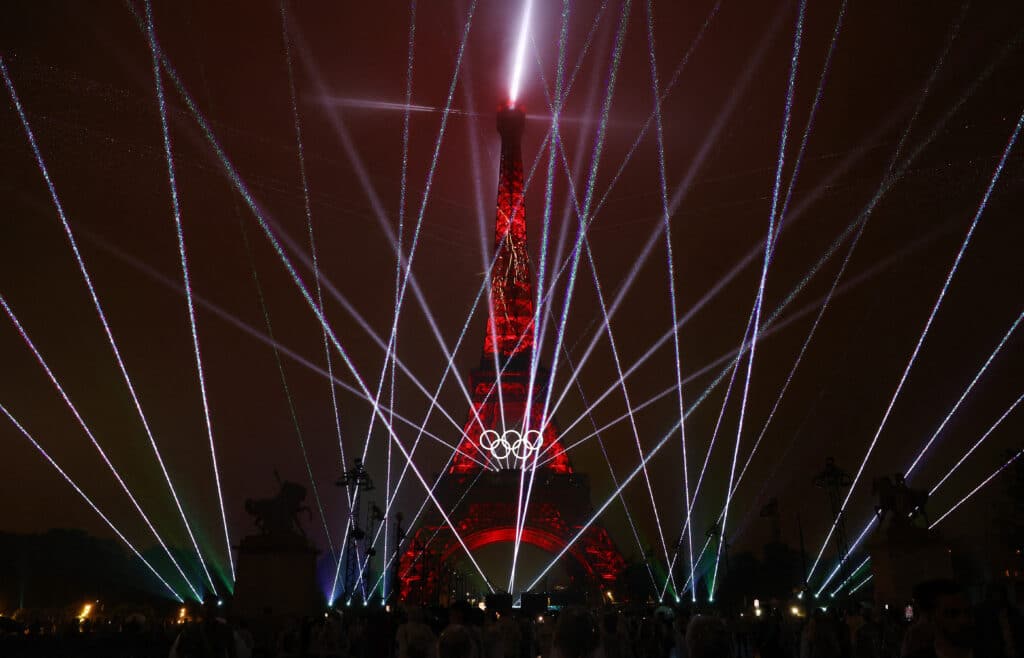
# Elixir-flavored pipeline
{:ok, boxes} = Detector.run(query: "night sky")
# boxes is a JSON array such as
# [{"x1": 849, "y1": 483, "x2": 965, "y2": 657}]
[{"x1": 1, "y1": 0, "x2": 1023, "y2": 596}]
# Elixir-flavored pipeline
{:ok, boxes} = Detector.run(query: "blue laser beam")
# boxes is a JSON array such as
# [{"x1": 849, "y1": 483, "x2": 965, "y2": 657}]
[
  {"x1": 775, "y1": 0, "x2": 848, "y2": 226},
  {"x1": 539, "y1": 7, "x2": 786, "y2": 434},
  {"x1": 563, "y1": 341, "x2": 660, "y2": 596}
]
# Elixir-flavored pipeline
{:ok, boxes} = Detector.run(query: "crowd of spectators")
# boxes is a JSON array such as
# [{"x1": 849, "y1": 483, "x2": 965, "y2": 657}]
[{"x1": 2, "y1": 578, "x2": 1021, "y2": 658}]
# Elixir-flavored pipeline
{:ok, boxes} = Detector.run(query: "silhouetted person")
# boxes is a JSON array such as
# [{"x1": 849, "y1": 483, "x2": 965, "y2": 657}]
[
  {"x1": 485, "y1": 611, "x2": 521, "y2": 658},
  {"x1": 234, "y1": 619, "x2": 254, "y2": 657},
  {"x1": 276, "y1": 617, "x2": 302, "y2": 658},
  {"x1": 800, "y1": 609, "x2": 842, "y2": 658},
  {"x1": 447, "y1": 601, "x2": 468, "y2": 626},
  {"x1": 440, "y1": 624, "x2": 479, "y2": 658},
  {"x1": 552, "y1": 607, "x2": 600, "y2": 658},
  {"x1": 601, "y1": 611, "x2": 634, "y2": 658},
  {"x1": 309, "y1": 613, "x2": 345, "y2": 658},
  {"x1": 398, "y1": 606, "x2": 437, "y2": 658},
  {"x1": 853, "y1": 608, "x2": 883, "y2": 658},
  {"x1": 904, "y1": 579, "x2": 975, "y2": 658},
  {"x1": 654, "y1": 607, "x2": 677, "y2": 658},
  {"x1": 170, "y1": 598, "x2": 238, "y2": 658},
  {"x1": 686, "y1": 615, "x2": 733, "y2": 658},
  {"x1": 447, "y1": 601, "x2": 483, "y2": 658},
  {"x1": 976, "y1": 583, "x2": 1023, "y2": 658},
  {"x1": 903, "y1": 580, "x2": 942, "y2": 657}
]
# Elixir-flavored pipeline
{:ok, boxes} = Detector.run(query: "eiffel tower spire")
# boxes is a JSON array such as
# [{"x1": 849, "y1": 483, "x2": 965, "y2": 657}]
[{"x1": 483, "y1": 102, "x2": 534, "y2": 364}]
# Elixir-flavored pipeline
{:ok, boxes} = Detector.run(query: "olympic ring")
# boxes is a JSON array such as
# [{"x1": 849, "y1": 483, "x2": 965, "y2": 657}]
[{"x1": 478, "y1": 429, "x2": 543, "y2": 463}]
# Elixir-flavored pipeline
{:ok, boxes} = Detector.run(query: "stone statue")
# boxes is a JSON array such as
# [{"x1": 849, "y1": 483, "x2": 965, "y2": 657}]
[
  {"x1": 244, "y1": 473, "x2": 311, "y2": 539},
  {"x1": 234, "y1": 473, "x2": 321, "y2": 618},
  {"x1": 873, "y1": 473, "x2": 929, "y2": 525}
]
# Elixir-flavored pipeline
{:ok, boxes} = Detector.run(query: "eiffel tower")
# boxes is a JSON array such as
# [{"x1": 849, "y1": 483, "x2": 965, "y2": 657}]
[{"x1": 398, "y1": 102, "x2": 624, "y2": 602}]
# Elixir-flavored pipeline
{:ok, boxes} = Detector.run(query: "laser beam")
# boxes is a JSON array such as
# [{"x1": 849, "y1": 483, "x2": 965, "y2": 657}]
[
  {"x1": 511, "y1": 0, "x2": 568, "y2": 592},
  {"x1": 775, "y1": 0, "x2": 848, "y2": 226},
  {"x1": 815, "y1": 308, "x2": 1024, "y2": 594},
  {"x1": 538, "y1": 229, "x2": 941, "y2": 595},
  {"x1": 930, "y1": 393, "x2": 1024, "y2": 498},
  {"x1": 364, "y1": 0, "x2": 478, "y2": 481},
  {"x1": 145, "y1": 0, "x2": 221, "y2": 593},
  {"x1": 1, "y1": 57, "x2": 208, "y2": 598},
  {"x1": 238, "y1": 218, "x2": 337, "y2": 564},
  {"x1": 544, "y1": 217, "x2": 934, "y2": 470},
  {"x1": 930, "y1": 445, "x2": 1024, "y2": 530},
  {"x1": 516, "y1": 0, "x2": 632, "y2": 594},
  {"x1": 807, "y1": 105, "x2": 1024, "y2": 584},
  {"x1": 806, "y1": 6, "x2": 973, "y2": 586},
  {"x1": 526, "y1": 416, "x2": 683, "y2": 591},
  {"x1": 123, "y1": 16, "x2": 500, "y2": 605},
  {"x1": 849, "y1": 574, "x2": 873, "y2": 595},
  {"x1": 509, "y1": 0, "x2": 534, "y2": 104},
  {"x1": 280, "y1": 6, "x2": 496, "y2": 480},
  {"x1": 711, "y1": 0, "x2": 805, "y2": 601},
  {"x1": 279, "y1": 0, "x2": 349, "y2": 501},
  {"x1": 0, "y1": 403, "x2": 183, "y2": 602},
  {"x1": 564, "y1": 344, "x2": 659, "y2": 595},
  {"x1": 382, "y1": 0, "x2": 418, "y2": 602},
  {"x1": 645, "y1": 0, "x2": 695, "y2": 599},
  {"x1": 830, "y1": 557, "x2": 870, "y2": 597},
  {"x1": 540, "y1": 7, "x2": 787, "y2": 432},
  {"x1": 718, "y1": 4, "x2": 853, "y2": 495},
  {"x1": 146, "y1": 42, "x2": 496, "y2": 593},
  {"x1": 81, "y1": 230, "x2": 494, "y2": 478},
  {"x1": 0, "y1": 295, "x2": 202, "y2": 601}
]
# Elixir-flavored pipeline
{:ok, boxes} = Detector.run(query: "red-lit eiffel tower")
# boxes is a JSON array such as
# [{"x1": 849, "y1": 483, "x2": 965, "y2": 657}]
[{"x1": 397, "y1": 102, "x2": 624, "y2": 602}]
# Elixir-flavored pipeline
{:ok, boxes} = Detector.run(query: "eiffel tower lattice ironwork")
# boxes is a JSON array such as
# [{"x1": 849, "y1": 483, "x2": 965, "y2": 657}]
[{"x1": 398, "y1": 102, "x2": 625, "y2": 601}]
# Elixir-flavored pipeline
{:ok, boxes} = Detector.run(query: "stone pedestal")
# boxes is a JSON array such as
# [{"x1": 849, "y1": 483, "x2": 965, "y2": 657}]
[
  {"x1": 232, "y1": 534, "x2": 322, "y2": 619},
  {"x1": 869, "y1": 523, "x2": 951, "y2": 606}
]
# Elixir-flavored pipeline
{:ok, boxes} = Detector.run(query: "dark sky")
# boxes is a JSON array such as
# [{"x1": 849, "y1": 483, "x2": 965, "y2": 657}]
[{"x1": 1, "y1": 0, "x2": 1022, "y2": 597}]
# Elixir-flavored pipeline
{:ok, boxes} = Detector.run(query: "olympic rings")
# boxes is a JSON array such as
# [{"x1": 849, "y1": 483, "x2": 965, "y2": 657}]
[{"x1": 478, "y1": 429, "x2": 544, "y2": 462}]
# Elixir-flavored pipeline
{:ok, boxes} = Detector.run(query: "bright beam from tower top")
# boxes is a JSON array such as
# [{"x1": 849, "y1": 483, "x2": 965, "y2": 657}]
[{"x1": 508, "y1": 0, "x2": 533, "y2": 104}]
